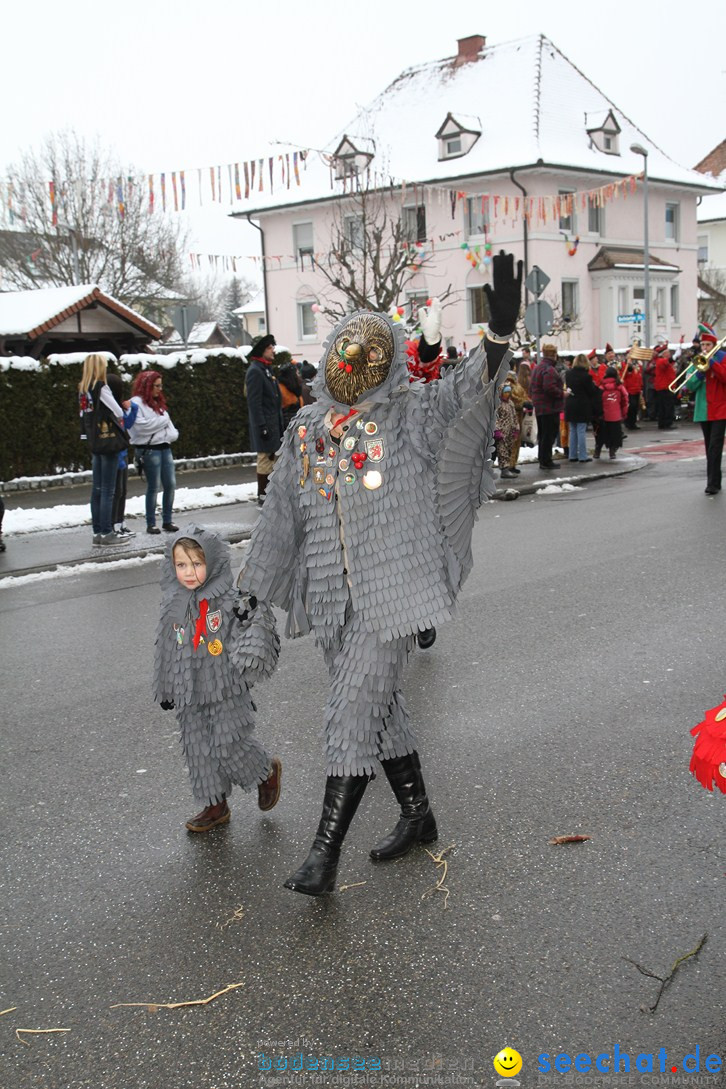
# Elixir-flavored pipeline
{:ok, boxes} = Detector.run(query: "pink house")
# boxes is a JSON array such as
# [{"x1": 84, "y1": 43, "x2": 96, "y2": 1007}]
[{"x1": 235, "y1": 33, "x2": 721, "y2": 355}]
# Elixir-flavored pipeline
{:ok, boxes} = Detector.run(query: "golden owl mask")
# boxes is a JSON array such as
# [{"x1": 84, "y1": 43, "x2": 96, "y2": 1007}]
[{"x1": 324, "y1": 312, "x2": 395, "y2": 405}]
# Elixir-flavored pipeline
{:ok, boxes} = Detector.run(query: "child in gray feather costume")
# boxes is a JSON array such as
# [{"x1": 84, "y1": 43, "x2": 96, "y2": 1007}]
[{"x1": 154, "y1": 525, "x2": 282, "y2": 832}]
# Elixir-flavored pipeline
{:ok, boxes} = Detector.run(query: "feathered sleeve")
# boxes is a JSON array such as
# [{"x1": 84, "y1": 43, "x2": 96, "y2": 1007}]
[
  {"x1": 237, "y1": 425, "x2": 304, "y2": 614},
  {"x1": 228, "y1": 600, "x2": 281, "y2": 686}
]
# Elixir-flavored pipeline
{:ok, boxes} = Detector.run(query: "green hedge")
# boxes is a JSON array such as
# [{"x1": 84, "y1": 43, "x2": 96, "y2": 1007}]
[{"x1": 0, "y1": 353, "x2": 264, "y2": 480}]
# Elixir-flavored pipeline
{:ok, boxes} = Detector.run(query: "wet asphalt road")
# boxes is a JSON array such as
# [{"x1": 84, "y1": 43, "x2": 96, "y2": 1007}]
[{"x1": 0, "y1": 452, "x2": 724, "y2": 1089}]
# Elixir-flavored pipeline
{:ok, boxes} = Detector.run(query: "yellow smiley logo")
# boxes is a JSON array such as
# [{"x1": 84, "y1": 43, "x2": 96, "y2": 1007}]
[{"x1": 493, "y1": 1048, "x2": 523, "y2": 1077}]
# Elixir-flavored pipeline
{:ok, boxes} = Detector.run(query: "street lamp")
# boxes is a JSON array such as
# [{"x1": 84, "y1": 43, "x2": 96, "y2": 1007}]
[{"x1": 630, "y1": 143, "x2": 650, "y2": 349}]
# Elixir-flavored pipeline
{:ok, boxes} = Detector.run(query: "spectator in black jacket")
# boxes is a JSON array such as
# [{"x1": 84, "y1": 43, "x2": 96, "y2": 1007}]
[
  {"x1": 245, "y1": 335, "x2": 284, "y2": 506},
  {"x1": 565, "y1": 353, "x2": 598, "y2": 462}
]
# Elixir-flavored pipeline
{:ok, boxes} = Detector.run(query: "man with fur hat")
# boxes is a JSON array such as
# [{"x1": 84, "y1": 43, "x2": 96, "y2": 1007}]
[
  {"x1": 236, "y1": 251, "x2": 522, "y2": 896},
  {"x1": 245, "y1": 334, "x2": 283, "y2": 505}
]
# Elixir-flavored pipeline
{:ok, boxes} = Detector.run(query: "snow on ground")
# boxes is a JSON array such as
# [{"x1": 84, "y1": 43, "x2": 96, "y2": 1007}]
[
  {"x1": 536, "y1": 482, "x2": 583, "y2": 494},
  {"x1": 4, "y1": 482, "x2": 258, "y2": 535}
]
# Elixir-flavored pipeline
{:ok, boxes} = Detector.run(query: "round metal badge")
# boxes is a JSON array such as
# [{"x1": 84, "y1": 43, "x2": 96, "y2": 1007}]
[
  {"x1": 344, "y1": 473, "x2": 356, "y2": 485},
  {"x1": 325, "y1": 473, "x2": 335, "y2": 486},
  {"x1": 362, "y1": 470, "x2": 383, "y2": 491},
  {"x1": 207, "y1": 639, "x2": 223, "y2": 656},
  {"x1": 364, "y1": 421, "x2": 378, "y2": 435},
  {"x1": 297, "y1": 425, "x2": 307, "y2": 439},
  {"x1": 343, "y1": 436, "x2": 357, "y2": 451},
  {"x1": 338, "y1": 458, "x2": 349, "y2": 471}
]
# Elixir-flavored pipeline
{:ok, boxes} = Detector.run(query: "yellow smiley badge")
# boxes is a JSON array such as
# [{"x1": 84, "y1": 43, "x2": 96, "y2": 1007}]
[
  {"x1": 207, "y1": 639, "x2": 223, "y2": 656},
  {"x1": 493, "y1": 1048, "x2": 522, "y2": 1078}
]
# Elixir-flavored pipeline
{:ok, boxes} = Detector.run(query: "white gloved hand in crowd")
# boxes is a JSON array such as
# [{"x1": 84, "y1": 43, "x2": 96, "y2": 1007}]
[{"x1": 418, "y1": 298, "x2": 442, "y2": 346}]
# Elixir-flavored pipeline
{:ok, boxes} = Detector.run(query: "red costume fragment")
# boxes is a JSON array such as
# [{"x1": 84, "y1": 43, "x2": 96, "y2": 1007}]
[{"x1": 689, "y1": 696, "x2": 726, "y2": 794}]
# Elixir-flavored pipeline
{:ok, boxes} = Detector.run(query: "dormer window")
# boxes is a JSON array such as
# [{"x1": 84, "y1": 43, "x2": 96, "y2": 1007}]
[
  {"x1": 585, "y1": 109, "x2": 621, "y2": 156},
  {"x1": 436, "y1": 112, "x2": 481, "y2": 161},
  {"x1": 332, "y1": 135, "x2": 375, "y2": 181}
]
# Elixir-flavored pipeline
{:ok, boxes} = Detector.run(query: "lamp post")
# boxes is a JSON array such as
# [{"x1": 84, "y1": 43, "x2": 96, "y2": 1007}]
[{"x1": 630, "y1": 143, "x2": 650, "y2": 348}]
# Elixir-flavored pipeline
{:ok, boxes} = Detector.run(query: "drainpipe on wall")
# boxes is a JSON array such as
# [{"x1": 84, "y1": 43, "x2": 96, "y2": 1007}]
[
  {"x1": 246, "y1": 213, "x2": 268, "y2": 335},
  {"x1": 509, "y1": 168, "x2": 529, "y2": 308}
]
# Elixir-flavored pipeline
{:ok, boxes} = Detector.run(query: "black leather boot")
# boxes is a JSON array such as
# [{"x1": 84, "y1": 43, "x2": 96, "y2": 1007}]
[
  {"x1": 417, "y1": 626, "x2": 437, "y2": 649},
  {"x1": 370, "y1": 752, "x2": 437, "y2": 861},
  {"x1": 284, "y1": 774, "x2": 369, "y2": 896}
]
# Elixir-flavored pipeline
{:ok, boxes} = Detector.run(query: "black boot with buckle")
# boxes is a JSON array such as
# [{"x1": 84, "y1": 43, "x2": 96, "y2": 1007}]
[
  {"x1": 370, "y1": 751, "x2": 437, "y2": 861},
  {"x1": 284, "y1": 774, "x2": 369, "y2": 896}
]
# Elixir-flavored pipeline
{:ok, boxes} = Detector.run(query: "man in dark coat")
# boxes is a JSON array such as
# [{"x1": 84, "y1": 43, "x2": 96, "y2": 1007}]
[
  {"x1": 530, "y1": 343, "x2": 565, "y2": 470},
  {"x1": 245, "y1": 335, "x2": 284, "y2": 505}
]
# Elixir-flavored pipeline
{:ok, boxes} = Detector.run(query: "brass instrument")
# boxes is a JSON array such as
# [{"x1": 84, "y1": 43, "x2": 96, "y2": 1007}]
[{"x1": 669, "y1": 337, "x2": 726, "y2": 393}]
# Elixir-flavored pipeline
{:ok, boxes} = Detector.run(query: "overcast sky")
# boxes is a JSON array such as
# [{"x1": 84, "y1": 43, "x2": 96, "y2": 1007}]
[{"x1": 3, "y1": 0, "x2": 725, "y2": 269}]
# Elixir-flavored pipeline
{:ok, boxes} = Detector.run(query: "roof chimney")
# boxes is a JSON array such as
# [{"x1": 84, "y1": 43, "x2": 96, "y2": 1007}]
[{"x1": 455, "y1": 35, "x2": 486, "y2": 65}]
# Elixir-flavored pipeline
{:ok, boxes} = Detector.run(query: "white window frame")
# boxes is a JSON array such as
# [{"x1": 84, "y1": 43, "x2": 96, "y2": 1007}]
[
  {"x1": 465, "y1": 196, "x2": 489, "y2": 238},
  {"x1": 670, "y1": 284, "x2": 680, "y2": 324},
  {"x1": 559, "y1": 190, "x2": 576, "y2": 233},
  {"x1": 467, "y1": 285, "x2": 490, "y2": 329},
  {"x1": 697, "y1": 235, "x2": 708, "y2": 264},
  {"x1": 402, "y1": 204, "x2": 426, "y2": 244},
  {"x1": 665, "y1": 202, "x2": 680, "y2": 242},
  {"x1": 297, "y1": 301, "x2": 317, "y2": 341},
  {"x1": 292, "y1": 221, "x2": 314, "y2": 268},
  {"x1": 587, "y1": 198, "x2": 602, "y2": 235},
  {"x1": 561, "y1": 280, "x2": 579, "y2": 322},
  {"x1": 618, "y1": 286, "x2": 628, "y2": 316},
  {"x1": 343, "y1": 214, "x2": 364, "y2": 251}
]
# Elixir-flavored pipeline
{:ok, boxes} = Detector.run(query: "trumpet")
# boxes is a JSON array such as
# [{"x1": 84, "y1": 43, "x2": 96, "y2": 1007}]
[{"x1": 669, "y1": 336, "x2": 726, "y2": 393}]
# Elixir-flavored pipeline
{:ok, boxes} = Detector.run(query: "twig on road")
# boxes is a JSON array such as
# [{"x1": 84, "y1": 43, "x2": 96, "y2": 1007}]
[
  {"x1": 421, "y1": 844, "x2": 456, "y2": 909},
  {"x1": 624, "y1": 934, "x2": 708, "y2": 1012},
  {"x1": 217, "y1": 904, "x2": 245, "y2": 930},
  {"x1": 16, "y1": 1028, "x2": 70, "y2": 1047},
  {"x1": 549, "y1": 834, "x2": 591, "y2": 845},
  {"x1": 0, "y1": 1007, "x2": 17, "y2": 1016},
  {"x1": 338, "y1": 881, "x2": 367, "y2": 892},
  {"x1": 110, "y1": 981, "x2": 244, "y2": 1013}
]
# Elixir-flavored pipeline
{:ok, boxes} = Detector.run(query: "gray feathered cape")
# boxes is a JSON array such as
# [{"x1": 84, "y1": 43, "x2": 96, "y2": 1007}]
[{"x1": 238, "y1": 315, "x2": 510, "y2": 645}]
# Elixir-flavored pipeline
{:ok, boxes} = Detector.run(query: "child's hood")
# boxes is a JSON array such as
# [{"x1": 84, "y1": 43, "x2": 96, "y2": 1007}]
[{"x1": 161, "y1": 524, "x2": 233, "y2": 611}]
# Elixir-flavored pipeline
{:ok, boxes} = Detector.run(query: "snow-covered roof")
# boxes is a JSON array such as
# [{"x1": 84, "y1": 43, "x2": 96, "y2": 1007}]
[
  {"x1": 238, "y1": 33, "x2": 721, "y2": 217},
  {"x1": 164, "y1": 321, "x2": 230, "y2": 346},
  {"x1": 0, "y1": 283, "x2": 162, "y2": 338},
  {"x1": 233, "y1": 291, "x2": 265, "y2": 316},
  {"x1": 697, "y1": 181, "x2": 726, "y2": 223}
]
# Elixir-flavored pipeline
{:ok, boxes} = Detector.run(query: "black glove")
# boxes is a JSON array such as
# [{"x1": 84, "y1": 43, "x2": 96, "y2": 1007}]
[
  {"x1": 233, "y1": 593, "x2": 257, "y2": 624},
  {"x1": 260, "y1": 427, "x2": 270, "y2": 440},
  {"x1": 159, "y1": 699, "x2": 175, "y2": 711},
  {"x1": 483, "y1": 251, "x2": 523, "y2": 337}
]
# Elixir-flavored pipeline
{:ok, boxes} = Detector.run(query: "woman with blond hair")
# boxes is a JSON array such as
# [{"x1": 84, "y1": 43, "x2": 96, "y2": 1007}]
[
  {"x1": 564, "y1": 353, "x2": 598, "y2": 462},
  {"x1": 78, "y1": 354, "x2": 129, "y2": 547}
]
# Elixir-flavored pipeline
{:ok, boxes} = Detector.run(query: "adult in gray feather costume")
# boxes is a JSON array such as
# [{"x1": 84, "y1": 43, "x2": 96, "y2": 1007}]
[
  {"x1": 237, "y1": 251, "x2": 522, "y2": 894},
  {"x1": 154, "y1": 525, "x2": 282, "y2": 832}
]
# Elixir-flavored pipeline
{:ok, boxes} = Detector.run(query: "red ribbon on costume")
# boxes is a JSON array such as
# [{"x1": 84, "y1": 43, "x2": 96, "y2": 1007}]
[
  {"x1": 331, "y1": 408, "x2": 358, "y2": 430},
  {"x1": 193, "y1": 598, "x2": 209, "y2": 650}
]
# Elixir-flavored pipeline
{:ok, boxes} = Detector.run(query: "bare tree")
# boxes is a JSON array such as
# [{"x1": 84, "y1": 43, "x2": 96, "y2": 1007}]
[
  {"x1": 313, "y1": 183, "x2": 451, "y2": 323},
  {"x1": 698, "y1": 268, "x2": 726, "y2": 329},
  {"x1": 0, "y1": 131, "x2": 188, "y2": 315}
]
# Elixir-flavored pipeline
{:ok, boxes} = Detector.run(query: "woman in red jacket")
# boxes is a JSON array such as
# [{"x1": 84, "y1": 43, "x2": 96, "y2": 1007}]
[
  {"x1": 595, "y1": 367, "x2": 629, "y2": 459},
  {"x1": 653, "y1": 348, "x2": 677, "y2": 430},
  {"x1": 623, "y1": 356, "x2": 643, "y2": 430}
]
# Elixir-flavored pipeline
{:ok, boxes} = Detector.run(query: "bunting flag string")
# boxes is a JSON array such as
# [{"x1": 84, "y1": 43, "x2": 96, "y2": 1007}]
[{"x1": 1, "y1": 142, "x2": 640, "y2": 231}]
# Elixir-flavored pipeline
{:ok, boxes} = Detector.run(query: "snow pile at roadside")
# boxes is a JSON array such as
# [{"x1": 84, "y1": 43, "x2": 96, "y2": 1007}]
[
  {"x1": 536, "y1": 482, "x2": 583, "y2": 495},
  {"x1": 4, "y1": 482, "x2": 258, "y2": 535}
]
